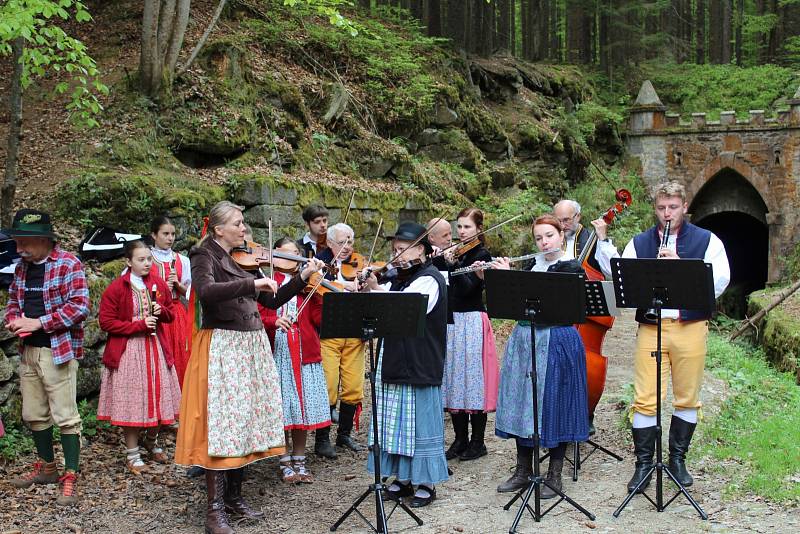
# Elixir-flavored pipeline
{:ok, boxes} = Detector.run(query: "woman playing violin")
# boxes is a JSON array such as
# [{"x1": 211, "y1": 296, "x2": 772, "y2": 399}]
[
  {"x1": 313, "y1": 222, "x2": 365, "y2": 457},
  {"x1": 442, "y1": 208, "x2": 499, "y2": 463},
  {"x1": 174, "y1": 202, "x2": 324, "y2": 533},
  {"x1": 257, "y1": 237, "x2": 330, "y2": 485},
  {"x1": 359, "y1": 222, "x2": 449, "y2": 508},
  {"x1": 479, "y1": 214, "x2": 590, "y2": 499}
]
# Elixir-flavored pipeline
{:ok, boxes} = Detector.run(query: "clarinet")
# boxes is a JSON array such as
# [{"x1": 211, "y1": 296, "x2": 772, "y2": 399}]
[{"x1": 644, "y1": 220, "x2": 671, "y2": 321}]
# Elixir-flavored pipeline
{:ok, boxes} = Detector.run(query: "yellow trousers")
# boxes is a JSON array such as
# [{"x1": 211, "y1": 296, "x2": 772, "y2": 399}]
[
  {"x1": 633, "y1": 320, "x2": 709, "y2": 416},
  {"x1": 320, "y1": 337, "x2": 365, "y2": 405}
]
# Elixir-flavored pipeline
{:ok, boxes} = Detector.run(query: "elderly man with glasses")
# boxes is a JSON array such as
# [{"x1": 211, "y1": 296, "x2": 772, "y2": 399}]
[
  {"x1": 313, "y1": 223, "x2": 366, "y2": 458},
  {"x1": 552, "y1": 199, "x2": 618, "y2": 278}
]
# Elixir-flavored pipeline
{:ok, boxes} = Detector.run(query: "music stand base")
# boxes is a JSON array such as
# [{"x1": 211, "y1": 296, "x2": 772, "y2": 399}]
[
  {"x1": 540, "y1": 439, "x2": 623, "y2": 481},
  {"x1": 503, "y1": 475, "x2": 595, "y2": 533},
  {"x1": 613, "y1": 462, "x2": 707, "y2": 520}
]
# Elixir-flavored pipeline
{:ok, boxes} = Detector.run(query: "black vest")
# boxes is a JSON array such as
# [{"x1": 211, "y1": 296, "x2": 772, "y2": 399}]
[{"x1": 381, "y1": 262, "x2": 447, "y2": 387}]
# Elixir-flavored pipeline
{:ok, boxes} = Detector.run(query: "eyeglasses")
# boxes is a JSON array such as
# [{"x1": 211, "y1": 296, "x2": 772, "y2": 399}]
[
  {"x1": 558, "y1": 214, "x2": 577, "y2": 225},
  {"x1": 332, "y1": 238, "x2": 354, "y2": 247}
]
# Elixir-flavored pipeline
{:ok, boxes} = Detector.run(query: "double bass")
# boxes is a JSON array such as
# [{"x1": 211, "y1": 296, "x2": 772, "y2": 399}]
[{"x1": 575, "y1": 189, "x2": 632, "y2": 419}]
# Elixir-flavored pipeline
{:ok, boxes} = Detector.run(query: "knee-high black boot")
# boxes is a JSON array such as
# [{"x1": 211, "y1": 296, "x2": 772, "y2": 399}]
[
  {"x1": 336, "y1": 402, "x2": 364, "y2": 452},
  {"x1": 541, "y1": 443, "x2": 566, "y2": 499},
  {"x1": 446, "y1": 412, "x2": 469, "y2": 460},
  {"x1": 627, "y1": 426, "x2": 657, "y2": 493},
  {"x1": 459, "y1": 413, "x2": 488, "y2": 461},
  {"x1": 315, "y1": 421, "x2": 337, "y2": 459},
  {"x1": 668, "y1": 416, "x2": 697, "y2": 487}
]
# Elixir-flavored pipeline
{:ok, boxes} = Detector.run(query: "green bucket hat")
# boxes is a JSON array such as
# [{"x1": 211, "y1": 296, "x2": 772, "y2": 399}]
[{"x1": 2, "y1": 209, "x2": 57, "y2": 240}]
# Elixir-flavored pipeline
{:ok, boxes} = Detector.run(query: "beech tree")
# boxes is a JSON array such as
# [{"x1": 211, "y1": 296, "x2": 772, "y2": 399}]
[
  {"x1": 140, "y1": 0, "x2": 356, "y2": 98},
  {"x1": 0, "y1": 0, "x2": 107, "y2": 226}
]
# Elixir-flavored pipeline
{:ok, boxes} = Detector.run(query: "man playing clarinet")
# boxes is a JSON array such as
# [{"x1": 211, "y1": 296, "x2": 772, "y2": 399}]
[{"x1": 621, "y1": 181, "x2": 729, "y2": 494}]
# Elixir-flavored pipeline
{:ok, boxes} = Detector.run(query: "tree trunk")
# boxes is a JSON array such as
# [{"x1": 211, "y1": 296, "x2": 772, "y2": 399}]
[
  {"x1": 428, "y1": 0, "x2": 441, "y2": 36},
  {"x1": 550, "y1": 0, "x2": 560, "y2": 60},
  {"x1": 696, "y1": 0, "x2": 706, "y2": 63},
  {"x1": 140, "y1": 0, "x2": 191, "y2": 98},
  {"x1": 2, "y1": 38, "x2": 24, "y2": 228},
  {"x1": 721, "y1": 0, "x2": 732, "y2": 63},
  {"x1": 358, "y1": 0, "x2": 372, "y2": 10},
  {"x1": 497, "y1": 0, "x2": 511, "y2": 53},
  {"x1": 734, "y1": 0, "x2": 743, "y2": 65},
  {"x1": 410, "y1": 0, "x2": 424, "y2": 21},
  {"x1": 446, "y1": 0, "x2": 467, "y2": 49}
]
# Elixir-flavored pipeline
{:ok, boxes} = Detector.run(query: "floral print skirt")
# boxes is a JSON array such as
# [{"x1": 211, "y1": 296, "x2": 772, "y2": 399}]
[{"x1": 175, "y1": 328, "x2": 285, "y2": 469}]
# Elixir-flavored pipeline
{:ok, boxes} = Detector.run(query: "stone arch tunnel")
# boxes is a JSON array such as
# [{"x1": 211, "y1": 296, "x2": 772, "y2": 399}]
[
  {"x1": 689, "y1": 169, "x2": 769, "y2": 316},
  {"x1": 625, "y1": 80, "x2": 800, "y2": 317}
]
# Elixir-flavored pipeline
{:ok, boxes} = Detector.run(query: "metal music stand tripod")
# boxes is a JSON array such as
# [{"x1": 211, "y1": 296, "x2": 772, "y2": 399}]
[
  {"x1": 610, "y1": 258, "x2": 713, "y2": 520},
  {"x1": 540, "y1": 280, "x2": 624, "y2": 481},
  {"x1": 485, "y1": 269, "x2": 595, "y2": 533},
  {"x1": 324, "y1": 292, "x2": 428, "y2": 533}
]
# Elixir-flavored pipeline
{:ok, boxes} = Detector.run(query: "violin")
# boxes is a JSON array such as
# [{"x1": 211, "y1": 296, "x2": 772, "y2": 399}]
[
  {"x1": 340, "y1": 252, "x2": 387, "y2": 281},
  {"x1": 231, "y1": 241, "x2": 313, "y2": 274},
  {"x1": 303, "y1": 271, "x2": 344, "y2": 295},
  {"x1": 449, "y1": 237, "x2": 481, "y2": 258}
]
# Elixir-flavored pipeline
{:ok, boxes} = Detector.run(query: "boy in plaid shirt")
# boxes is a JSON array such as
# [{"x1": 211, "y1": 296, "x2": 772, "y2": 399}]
[{"x1": 4, "y1": 209, "x2": 90, "y2": 506}]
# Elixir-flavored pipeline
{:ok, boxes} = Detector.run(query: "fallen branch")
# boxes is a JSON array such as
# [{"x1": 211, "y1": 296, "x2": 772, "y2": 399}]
[
  {"x1": 729, "y1": 278, "x2": 800, "y2": 341},
  {"x1": 178, "y1": 0, "x2": 228, "y2": 75}
]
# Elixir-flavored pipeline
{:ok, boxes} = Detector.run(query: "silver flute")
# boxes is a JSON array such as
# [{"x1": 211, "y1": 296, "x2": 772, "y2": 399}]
[
  {"x1": 450, "y1": 249, "x2": 562, "y2": 276},
  {"x1": 644, "y1": 219, "x2": 671, "y2": 320}
]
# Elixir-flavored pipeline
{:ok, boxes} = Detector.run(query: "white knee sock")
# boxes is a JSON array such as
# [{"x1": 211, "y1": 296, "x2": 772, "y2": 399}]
[
  {"x1": 673, "y1": 408, "x2": 697, "y2": 424},
  {"x1": 632, "y1": 413, "x2": 657, "y2": 429}
]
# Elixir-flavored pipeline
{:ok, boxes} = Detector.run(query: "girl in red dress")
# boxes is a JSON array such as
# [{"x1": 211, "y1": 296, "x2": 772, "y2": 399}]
[
  {"x1": 98, "y1": 240, "x2": 181, "y2": 475},
  {"x1": 148, "y1": 216, "x2": 191, "y2": 387}
]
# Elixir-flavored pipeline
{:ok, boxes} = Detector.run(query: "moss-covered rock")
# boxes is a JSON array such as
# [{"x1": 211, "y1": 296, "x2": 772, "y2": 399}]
[{"x1": 748, "y1": 289, "x2": 800, "y2": 384}]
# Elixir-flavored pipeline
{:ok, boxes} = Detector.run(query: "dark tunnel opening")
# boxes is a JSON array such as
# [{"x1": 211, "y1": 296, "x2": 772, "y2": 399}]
[{"x1": 694, "y1": 211, "x2": 768, "y2": 318}]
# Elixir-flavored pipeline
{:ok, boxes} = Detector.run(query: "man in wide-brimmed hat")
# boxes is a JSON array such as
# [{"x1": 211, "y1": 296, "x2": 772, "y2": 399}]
[{"x1": 3, "y1": 209, "x2": 90, "y2": 506}]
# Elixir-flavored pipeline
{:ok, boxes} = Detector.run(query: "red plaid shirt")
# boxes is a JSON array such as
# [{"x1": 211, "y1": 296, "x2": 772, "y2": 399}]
[{"x1": 5, "y1": 246, "x2": 90, "y2": 364}]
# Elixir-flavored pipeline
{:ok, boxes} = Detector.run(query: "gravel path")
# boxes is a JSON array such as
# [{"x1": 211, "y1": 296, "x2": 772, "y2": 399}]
[{"x1": 2, "y1": 311, "x2": 797, "y2": 533}]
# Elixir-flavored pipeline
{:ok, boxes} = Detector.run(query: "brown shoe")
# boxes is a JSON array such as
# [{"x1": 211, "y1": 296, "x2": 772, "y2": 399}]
[
  {"x1": 206, "y1": 470, "x2": 234, "y2": 534},
  {"x1": 142, "y1": 434, "x2": 170, "y2": 464},
  {"x1": 56, "y1": 471, "x2": 79, "y2": 506},
  {"x1": 9, "y1": 460, "x2": 59, "y2": 488},
  {"x1": 224, "y1": 468, "x2": 264, "y2": 519}
]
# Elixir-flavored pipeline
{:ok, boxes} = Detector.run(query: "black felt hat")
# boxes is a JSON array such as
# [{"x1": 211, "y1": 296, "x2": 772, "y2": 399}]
[
  {"x1": 2, "y1": 209, "x2": 57, "y2": 240},
  {"x1": 386, "y1": 221, "x2": 433, "y2": 253}
]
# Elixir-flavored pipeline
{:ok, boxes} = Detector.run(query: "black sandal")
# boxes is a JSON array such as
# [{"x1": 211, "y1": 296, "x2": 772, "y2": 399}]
[
  {"x1": 410, "y1": 485, "x2": 436, "y2": 508},
  {"x1": 385, "y1": 480, "x2": 414, "y2": 501}
]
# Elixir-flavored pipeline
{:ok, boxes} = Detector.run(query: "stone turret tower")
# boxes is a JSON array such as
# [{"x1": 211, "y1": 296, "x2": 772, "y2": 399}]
[{"x1": 628, "y1": 80, "x2": 667, "y2": 132}]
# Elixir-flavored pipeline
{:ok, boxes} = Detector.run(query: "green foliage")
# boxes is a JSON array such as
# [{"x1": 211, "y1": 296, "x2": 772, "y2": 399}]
[
  {"x1": 615, "y1": 382, "x2": 636, "y2": 432},
  {"x1": 784, "y1": 241, "x2": 800, "y2": 282},
  {"x1": 568, "y1": 167, "x2": 653, "y2": 248},
  {"x1": 54, "y1": 171, "x2": 226, "y2": 231},
  {"x1": 0, "y1": 0, "x2": 108, "y2": 127},
  {"x1": 636, "y1": 62, "x2": 796, "y2": 119},
  {"x1": 698, "y1": 334, "x2": 800, "y2": 503},
  {"x1": 0, "y1": 423, "x2": 34, "y2": 461},
  {"x1": 245, "y1": 1, "x2": 451, "y2": 134}
]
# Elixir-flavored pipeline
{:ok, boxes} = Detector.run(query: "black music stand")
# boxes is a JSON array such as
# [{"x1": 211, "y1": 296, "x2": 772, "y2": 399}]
[
  {"x1": 610, "y1": 258, "x2": 713, "y2": 520},
  {"x1": 323, "y1": 292, "x2": 427, "y2": 534},
  {"x1": 485, "y1": 270, "x2": 595, "y2": 532},
  {"x1": 539, "y1": 280, "x2": 623, "y2": 481}
]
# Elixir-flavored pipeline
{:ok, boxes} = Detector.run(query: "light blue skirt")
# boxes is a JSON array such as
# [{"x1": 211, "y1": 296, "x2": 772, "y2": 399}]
[{"x1": 367, "y1": 385, "x2": 450, "y2": 486}]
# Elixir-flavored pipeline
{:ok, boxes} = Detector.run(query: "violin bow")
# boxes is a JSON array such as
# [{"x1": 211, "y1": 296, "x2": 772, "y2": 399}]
[
  {"x1": 342, "y1": 189, "x2": 357, "y2": 225},
  {"x1": 365, "y1": 218, "x2": 383, "y2": 266},
  {"x1": 268, "y1": 218, "x2": 274, "y2": 280},
  {"x1": 437, "y1": 213, "x2": 524, "y2": 255}
]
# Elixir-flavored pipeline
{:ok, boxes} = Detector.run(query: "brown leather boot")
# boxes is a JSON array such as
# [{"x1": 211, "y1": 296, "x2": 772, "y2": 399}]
[
  {"x1": 224, "y1": 468, "x2": 264, "y2": 519},
  {"x1": 9, "y1": 460, "x2": 59, "y2": 488},
  {"x1": 206, "y1": 470, "x2": 234, "y2": 534},
  {"x1": 56, "y1": 471, "x2": 79, "y2": 506}
]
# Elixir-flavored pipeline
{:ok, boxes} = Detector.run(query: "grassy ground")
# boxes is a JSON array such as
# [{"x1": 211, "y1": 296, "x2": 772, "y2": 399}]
[{"x1": 697, "y1": 332, "x2": 800, "y2": 504}]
